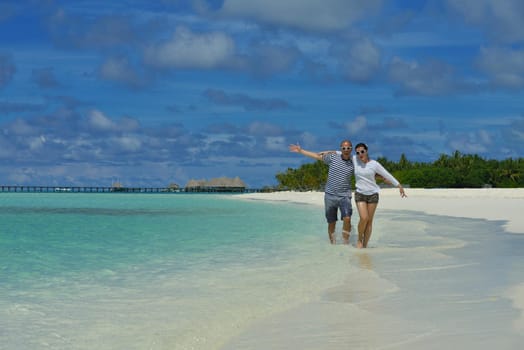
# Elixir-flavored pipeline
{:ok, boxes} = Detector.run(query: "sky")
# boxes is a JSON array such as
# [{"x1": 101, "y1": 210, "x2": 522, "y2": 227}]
[{"x1": 0, "y1": 0, "x2": 523, "y2": 188}]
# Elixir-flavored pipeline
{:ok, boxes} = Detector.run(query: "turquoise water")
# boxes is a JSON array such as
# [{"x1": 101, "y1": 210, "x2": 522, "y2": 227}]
[
  {"x1": 3, "y1": 193, "x2": 524, "y2": 349},
  {"x1": 2, "y1": 193, "x2": 317, "y2": 287},
  {"x1": 0, "y1": 193, "x2": 337, "y2": 349}
]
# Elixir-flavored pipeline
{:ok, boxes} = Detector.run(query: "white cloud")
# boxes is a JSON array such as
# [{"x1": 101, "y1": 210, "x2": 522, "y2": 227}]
[
  {"x1": 247, "y1": 121, "x2": 282, "y2": 136},
  {"x1": 447, "y1": 131, "x2": 489, "y2": 154},
  {"x1": 476, "y1": 47, "x2": 524, "y2": 88},
  {"x1": 265, "y1": 136, "x2": 286, "y2": 151},
  {"x1": 506, "y1": 121, "x2": 524, "y2": 143},
  {"x1": 144, "y1": 26, "x2": 235, "y2": 69},
  {"x1": 510, "y1": 129, "x2": 524, "y2": 141},
  {"x1": 0, "y1": 136, "x2": 13, "y2": 158},
  {"x1": 99, "y1": 56, "x2": 146, "y2": 88},
  {"x1": 342, "y1": 38, "x2": 381, "y2": 82},
  {"x1": 28, "y1": 135, "x2": 46, "y2": 151},
  {"x1": 220, "y1": 0, "x2": 382, "y2": 32},
  {"x1": 87, "y1": 110, "x2": 117, "y2": 131},
  {"x1": 0, "y1": 53, "x2": 16, "y2": 88},
  {"x1": 447, "y1": 0, "x2": 524, "y2": 43},
  {"x1": 8, "y1": 170, "x2": 34, "y2": 185},
  {"x1": 100, "y1": 57, "x2": 129, "y2": 80},
  {"x1": 9, "y1": 118, "x2": 37, "y2": 136},
  {"x1": 299, "y1": 132, "x2": 318, "y2": 148},
  {"x1": 346, "y1": 115, "x2": 367, "y2": 135},
  {"x1": 477, "y1": 129, "x2": 492, "y2": 145},
  {"x1": 112, "y1": 136, "x2": 142, "y2": 152},
  {"x1": 246, "y1": 44, "x2": 300, "y2": 77},
  {"x1": 388, "y1": 57, "x2": 463, "y2": 96}
]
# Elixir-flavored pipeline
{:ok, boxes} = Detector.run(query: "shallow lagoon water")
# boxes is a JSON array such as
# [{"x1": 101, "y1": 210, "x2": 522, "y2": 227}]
[{"x1": 1, "y1": 193, "x2": 524, "y2": 349}]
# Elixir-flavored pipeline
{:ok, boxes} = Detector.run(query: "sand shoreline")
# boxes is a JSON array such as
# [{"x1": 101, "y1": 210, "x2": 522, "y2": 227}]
[
  {"x1": 235, "y1": 188, "x2": 524, "y2": 234},
  {"x1": 225, "y1": 188, "x2": 524, "y2": 349}
]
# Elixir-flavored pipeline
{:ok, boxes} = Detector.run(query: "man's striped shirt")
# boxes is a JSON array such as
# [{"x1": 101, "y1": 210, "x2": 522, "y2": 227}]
[{"x1": 322, "y1": 153, "x2": 354, "y2": 197}]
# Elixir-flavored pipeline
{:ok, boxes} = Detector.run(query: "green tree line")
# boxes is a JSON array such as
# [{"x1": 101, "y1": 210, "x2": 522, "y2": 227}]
[{"x1": 275, "y1": 151, "x2": 523, "y2": 190}]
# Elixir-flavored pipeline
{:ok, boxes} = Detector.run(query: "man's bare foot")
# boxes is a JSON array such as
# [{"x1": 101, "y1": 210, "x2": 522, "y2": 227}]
[
  {"x1": 356, "y1": 240, "x2": 363, "y2": 249},
  {"x1": 329, "y1": 232, "x2": 336, "y2": 244},
  {"x1": 342, "y1": 230, "x2": 350, "y2": 245}
]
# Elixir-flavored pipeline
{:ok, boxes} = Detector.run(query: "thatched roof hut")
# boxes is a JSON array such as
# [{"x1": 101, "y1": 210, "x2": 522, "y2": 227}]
[
  {"x1": 230, "y1": 176, "x2": 246, "y2": 187},
  {"x1": 184, "y1": 177, "x2": 246, "y2": 192},
  {"x1": 185, "y1": 179, "x2": 206, "y2": 188}
]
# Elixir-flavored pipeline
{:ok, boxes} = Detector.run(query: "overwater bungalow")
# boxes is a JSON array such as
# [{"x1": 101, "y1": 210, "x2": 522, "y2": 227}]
[{"x1": 184, "y1": 177, "x2": 246, "y2": 192}]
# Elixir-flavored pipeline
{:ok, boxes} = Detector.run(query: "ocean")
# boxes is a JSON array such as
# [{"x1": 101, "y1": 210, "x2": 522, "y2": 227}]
[
  {"x1": 0, "y1": 193, "x2": 345, "y2": 349},
  {"x1": 2, "y1": 192, "x2": 524, "y2": 349}
]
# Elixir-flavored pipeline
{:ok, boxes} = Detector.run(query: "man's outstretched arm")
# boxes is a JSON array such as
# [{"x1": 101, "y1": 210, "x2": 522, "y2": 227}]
[{"x1": 289, "y1": 144, "x2": 323, "y2": 161}]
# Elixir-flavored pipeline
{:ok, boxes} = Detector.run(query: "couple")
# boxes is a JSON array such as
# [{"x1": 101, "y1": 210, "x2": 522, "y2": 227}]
[{"x1": 289, "y1": 140, "x2": 406, "y2": 248}]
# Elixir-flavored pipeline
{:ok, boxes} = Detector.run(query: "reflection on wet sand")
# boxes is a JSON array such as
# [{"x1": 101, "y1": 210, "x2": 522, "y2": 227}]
[{"x1": 355, "y1": 251, "x2": 374, "y2": 270}]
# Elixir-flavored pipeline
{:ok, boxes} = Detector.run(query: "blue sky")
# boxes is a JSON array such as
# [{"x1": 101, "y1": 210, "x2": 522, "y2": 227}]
[{"x1": 0, "y1": 0, "x2": 523, "y2": 188}]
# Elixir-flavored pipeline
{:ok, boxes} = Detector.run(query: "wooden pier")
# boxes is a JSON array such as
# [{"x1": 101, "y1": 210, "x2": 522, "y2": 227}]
[
  {"x1": 0, "y1": 185, "x2": 166, "y2": 193},
  {"x1": 0, "y1": 185, "x2": 262, "y2": 193}
]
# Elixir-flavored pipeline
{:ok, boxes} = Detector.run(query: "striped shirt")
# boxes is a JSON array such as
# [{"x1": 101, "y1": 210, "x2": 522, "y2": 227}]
[{"x1": 322, "y1": 153, "x2": 354, "y2": 197}]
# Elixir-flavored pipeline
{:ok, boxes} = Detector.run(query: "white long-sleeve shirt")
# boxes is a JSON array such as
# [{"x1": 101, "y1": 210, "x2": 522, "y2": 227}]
[{"x1": 353, "y1": 155, "x2": 400, "y2": 195}]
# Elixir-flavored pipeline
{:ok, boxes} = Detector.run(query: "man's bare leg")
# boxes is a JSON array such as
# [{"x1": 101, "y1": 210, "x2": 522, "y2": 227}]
[
  {"x1": 342, "y1": 217, "x2": 351, "y2": 244},
  {"x1": 328, "y1": 221, "x2": 336, "y2": 244}
]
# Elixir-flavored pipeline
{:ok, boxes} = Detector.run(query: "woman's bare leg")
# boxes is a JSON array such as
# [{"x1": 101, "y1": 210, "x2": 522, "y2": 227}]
[
  {"x1": 356, "y1": 201, "x2": 369, "y2": 248},
  {"x1": 363, "y1": 202, "x2": 378, "y2": 248}
]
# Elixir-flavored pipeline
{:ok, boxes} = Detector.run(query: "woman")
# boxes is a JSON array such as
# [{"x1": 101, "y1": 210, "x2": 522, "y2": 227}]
[{"x1": 352, "y1": 143, "x2": 406, "y2": 248}]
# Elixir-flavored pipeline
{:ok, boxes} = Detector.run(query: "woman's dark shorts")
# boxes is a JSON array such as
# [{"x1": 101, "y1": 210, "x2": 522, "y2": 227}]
[{"x1": 354, "y1": 192, "x2": 379, "y2": 204}]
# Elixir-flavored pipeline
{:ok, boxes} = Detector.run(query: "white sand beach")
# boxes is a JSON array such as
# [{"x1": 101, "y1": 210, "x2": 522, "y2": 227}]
[
  {"x1": 224, "y1": 188, "x2": 524, "y2": 349},
  {"x1": 236, "y1": 188, "x2": 524, "y2": 234}
]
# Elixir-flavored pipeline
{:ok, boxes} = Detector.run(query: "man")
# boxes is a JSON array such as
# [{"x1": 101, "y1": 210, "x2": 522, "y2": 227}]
[{"x1": 289, "y1": 140, "x2": 354, "y2": 244}]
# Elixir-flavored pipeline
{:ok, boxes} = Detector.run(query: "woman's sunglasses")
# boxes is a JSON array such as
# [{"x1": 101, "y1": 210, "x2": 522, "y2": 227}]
[{"x1": 356, "y1": 150, "x2": 367, "y2": 155}]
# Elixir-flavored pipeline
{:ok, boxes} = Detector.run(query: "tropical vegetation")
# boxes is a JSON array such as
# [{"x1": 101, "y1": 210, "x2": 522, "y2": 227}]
[{"x1": 275, "y1": 151, "x2": 523, "y2": 190}]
